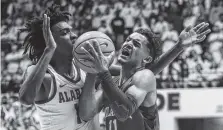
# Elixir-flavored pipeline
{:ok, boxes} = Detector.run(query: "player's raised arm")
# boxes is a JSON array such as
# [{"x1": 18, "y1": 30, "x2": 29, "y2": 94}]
[
  {"x1": 149, "y1": 22, "x2": 211, "y2": 74},
  {"x1": 19, "y1": 14, "x2": 56, "y2": 105},
  {"x1": 107, "y1": 22, "x2": 211, "y2": 76}
]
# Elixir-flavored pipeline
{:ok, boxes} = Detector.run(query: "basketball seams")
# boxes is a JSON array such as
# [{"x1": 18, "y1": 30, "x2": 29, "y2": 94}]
[
  {"x1": 73, "y1": 52, "x2": 111, "y2": 56},
  {"x1": 73, "y1": 32, "x2": 115, "y2": 73},
  {"x1": 73, "y1": 53, "x2": 92, "y2": 68},
  {"x1": 74, "y1": 37, "x2": 113, "y2": 51}
]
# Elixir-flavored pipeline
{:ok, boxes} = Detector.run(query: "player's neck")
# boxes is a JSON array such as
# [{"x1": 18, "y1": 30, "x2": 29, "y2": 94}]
[
  {"x1": 121, "y1": 64, "x2": 139, "y2": 82},
  {"x1": 51, "y1": 54, "x2": 73, "y2": 76}
]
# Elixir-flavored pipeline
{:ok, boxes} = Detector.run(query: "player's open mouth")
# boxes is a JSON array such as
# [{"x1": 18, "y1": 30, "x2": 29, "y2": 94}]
[{"x1": 121, "y1": 45, "x2": 132, "y2": 57}]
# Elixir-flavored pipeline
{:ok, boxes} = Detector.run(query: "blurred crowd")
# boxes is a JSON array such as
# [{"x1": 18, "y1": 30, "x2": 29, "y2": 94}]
[
  {"x1": 1, "y1": 0, "x2": 223, "y2": 129},
  {"x1": 1, "y1": 93, "x2": 40, "y2": 130}
]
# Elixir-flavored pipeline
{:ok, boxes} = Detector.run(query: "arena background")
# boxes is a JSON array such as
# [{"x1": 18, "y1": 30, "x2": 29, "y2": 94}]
[{"x1": 1, "y1": 0, "x2": 223, "y2": 130}]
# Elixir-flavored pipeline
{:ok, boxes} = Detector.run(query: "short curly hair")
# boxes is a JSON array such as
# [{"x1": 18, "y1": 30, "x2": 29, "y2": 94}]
[
  {"x1": 134, "y1": 28, "x2": 162, "y2": 64},
  {"x1": 20, "y1": 4, "x2": 71, "y2": 63}
]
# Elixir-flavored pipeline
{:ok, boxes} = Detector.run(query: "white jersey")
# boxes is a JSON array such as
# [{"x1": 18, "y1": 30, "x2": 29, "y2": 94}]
[{"x1": 34, "y1": 63, "x2": 92, "y2": 130}]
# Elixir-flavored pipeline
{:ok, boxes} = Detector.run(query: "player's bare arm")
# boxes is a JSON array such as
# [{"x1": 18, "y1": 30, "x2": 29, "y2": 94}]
[
  {"x1": 106, "y1": 22, "x2": 211, "y2": 76},
  {"x1": 149, "y1": 22, "x2": 211, "y2": 74},
  {"x1": 79, "y1": 43, "x2": 115, "y2": 121},
  {"x1": 19, "y1": 14, "x2": 56, "y2": 105},
  {"x1": 79, "y1": 73, "x2": 104, "y2": 121}
]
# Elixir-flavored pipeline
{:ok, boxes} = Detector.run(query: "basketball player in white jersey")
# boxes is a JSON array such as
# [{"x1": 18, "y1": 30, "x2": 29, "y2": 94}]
[{"x1": 19, "y1": 5, "x2": 99, "y2": 130}]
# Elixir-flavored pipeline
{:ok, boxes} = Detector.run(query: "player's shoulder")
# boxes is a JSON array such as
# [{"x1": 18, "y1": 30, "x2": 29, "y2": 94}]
[
  {"x1": 134, "y1": 69, "x2": 155, "y2": 80},
  {"x1": 26, "y1": 65, "x2": 35, "y2": 72},
  {"x1": 23, "y1": 65, "x2": 51, "y2": 81},
  {"x1": 133, "y1": 69, "x2": 156, "y2": 91}
]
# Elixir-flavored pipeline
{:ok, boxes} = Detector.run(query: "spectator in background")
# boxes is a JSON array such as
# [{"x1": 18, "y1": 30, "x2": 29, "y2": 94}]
[
  {"x1": 193, "y1": 0, "x2": 206, "y2": 17},
  {"x1": 162, "y1": 23, "x2": 179, "y2": 52},
  {"x1": 110, "y1": 9, "x2": 125, "y2": 50},
  {"x1": 165, "y1": 0, "x2": 183, "y2": 33},
  {"x1": 92, "y1": 7, "x2": 102, "y2": 30},
  {"x1": 153, "y1": 15, "x2": 169, "y2": 34},
  {"x1": 216, "y1": 47, "x2": 223, "y2": 74},
  {"x1": 200, "y1": 51, "x2": 214, "y2": 74},
  {"x1": 11, "y1": 18, "x2": 24, "y2": 41},
  {"x1": 186, "y1": 50, "x2": 205, "y2": 84},
  {"x1": 208, "y1": 13, "x2": 223, "y2": 65},
  {"x1": 148, "y1": 17, "x2": 157, "y2": 33},
  {"x1": 98, "y1": 0, "x2": 107, "y2": 13},
  {"x1": 213, "y1": 13, "x2": 223, "y2": 31},
  {"x1": 5, "y1": 44, "x2": 23, "y2": 74},
  {"x1": 123, "y1": 10, "x2": 135, "y2": 36},
  {"x1": 141, "y1": 3, "x2": 153, "y2": 26},
  {"x1": 6, "y1": 0, "x2": 18, "y2": 20},
  {"x1": 23, "y1": 0, "x2": 35, "y2": 18},
  {"x1": 98, "y1": 20, "x2": 112, "y2": 37},
  {"x1": 114, "y1": 0, "x2": 124, "y2": 10},
  {"x1": 31, "y1": 1, "x2": 42, "y2": 17},
  {"x1": 78, "y1": 11, "x2": 92, "y2": 34},
  {"x1": 133, "y1": 15, "x2": 150, "y2": 31},
  {"x1": 101, "y1": 7, "x2": 113, "y2": 29},
  {"x1": 1, "y1": 0, "x2": 11, "y2": 19},
  {"x1": 1, "y1": 39, "x2": 12, "y2": 55},
  {"x1": 160, "y1": 23, "x2": 179, "y2": 82},
  {"x1": 178, "y1": 56, "x2": 189, "y2": 86},
  {"x1": 183, "y1": 3, "x2": 197, "y2": 28},
  {"x1": 1, "y1": 52, "x2": 6, "y2": 72},
  {"x1": 209, "y1": 1, "x2": 223, "y2": 25},
  {"x1": 120, "y1": 2, "x2": 132, "y2": 16}
]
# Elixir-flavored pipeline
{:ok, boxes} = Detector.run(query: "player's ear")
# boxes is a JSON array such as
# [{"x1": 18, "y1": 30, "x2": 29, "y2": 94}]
[{"x1": 143, "y1": 56, "x2": 153, "y2": 64}]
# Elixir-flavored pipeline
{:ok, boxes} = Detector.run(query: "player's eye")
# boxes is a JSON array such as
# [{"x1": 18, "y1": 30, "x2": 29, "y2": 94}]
[
  {"x1": 133, "y1": 40, "x2": 141, "y2": 47},
  {"x1": 61, "y1": 29, "x2": 70, "y2": 35}
]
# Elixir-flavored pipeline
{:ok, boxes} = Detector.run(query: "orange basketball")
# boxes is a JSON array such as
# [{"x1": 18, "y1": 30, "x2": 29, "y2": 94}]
[{"x1": 73, "y1": 31, "x2": 115, "y2": 73}]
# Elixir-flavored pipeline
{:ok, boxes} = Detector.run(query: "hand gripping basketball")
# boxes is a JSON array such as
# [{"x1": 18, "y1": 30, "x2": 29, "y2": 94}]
[
  {"x1": 81, "y1": 40, "x2": 115, "y2": 73},
  {"x1": 73, "y1": 31, "x2": 115, "y2": 73}
]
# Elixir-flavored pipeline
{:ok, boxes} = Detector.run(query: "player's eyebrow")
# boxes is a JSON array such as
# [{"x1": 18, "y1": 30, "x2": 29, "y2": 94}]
[
  {"x1": 134, "y1": 38, "x2": 141, "y2": 42},
  {"x1": 131, "y1": 37, "x2": 141, "y2": 42},
  {"x1": 128, "y1": 35, "x2": 141, "y2": 42},
  {"x1": 59, "y1": 27, "x2": 71, "y2": 33}
]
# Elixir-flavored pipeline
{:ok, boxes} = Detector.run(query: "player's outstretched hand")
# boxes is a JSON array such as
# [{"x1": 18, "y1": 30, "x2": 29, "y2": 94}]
[
  {"x1": 81, "y1": 40, "x2": 115, "y2": 73},
  {"x1": 42, "y1": 14, "x2": 57, "y2": 50},
  {"x1": 179, "y1": 22, "x2": 211, "y2": 49}
]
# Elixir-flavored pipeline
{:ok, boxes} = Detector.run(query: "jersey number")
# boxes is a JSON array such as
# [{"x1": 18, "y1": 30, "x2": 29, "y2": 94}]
[
  {"x1": 75, "y1": 103, "x2": 82, "y2": 124},
  {"x1": 106, "y1": 116, "x2": 117, "y2": 130}
]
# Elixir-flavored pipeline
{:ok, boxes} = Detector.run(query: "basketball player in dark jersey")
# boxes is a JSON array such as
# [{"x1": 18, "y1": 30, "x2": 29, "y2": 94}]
[{"x1": 79, "y1": 24, "x2": 210, "y2": 130}]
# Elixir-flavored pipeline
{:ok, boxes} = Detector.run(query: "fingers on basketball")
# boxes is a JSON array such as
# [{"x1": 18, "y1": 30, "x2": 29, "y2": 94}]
[
  {"x1": 92, "y1": 39, "x2": 103, "y2": 56},
  {"x1": 81, "y1": 45, "x2": 94, "y2": 62},
  {"x1": 107, "y1": 51, "x2": 115, "y2": 66}
]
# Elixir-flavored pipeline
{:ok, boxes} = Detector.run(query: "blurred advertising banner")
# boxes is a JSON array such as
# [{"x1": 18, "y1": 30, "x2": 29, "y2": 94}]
[{"x1": 157, "y1": 88, "x2": 223, "y2": 130}]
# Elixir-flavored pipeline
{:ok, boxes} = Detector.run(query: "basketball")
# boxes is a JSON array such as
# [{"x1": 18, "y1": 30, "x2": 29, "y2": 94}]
[{"x1": 73, "y1": 31, "x2": 115, "y2": 73}]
